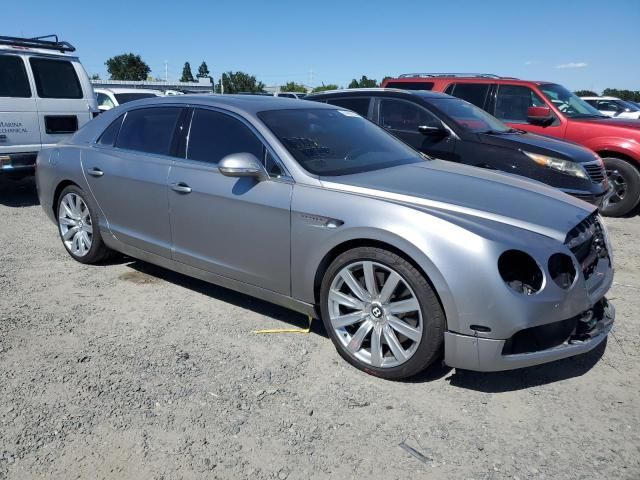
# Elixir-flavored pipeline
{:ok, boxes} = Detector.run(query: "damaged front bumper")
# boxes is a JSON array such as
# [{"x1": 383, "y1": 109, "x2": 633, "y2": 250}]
[{"x1": 444, "y1": 298, "x2": 615, "y2": 372}]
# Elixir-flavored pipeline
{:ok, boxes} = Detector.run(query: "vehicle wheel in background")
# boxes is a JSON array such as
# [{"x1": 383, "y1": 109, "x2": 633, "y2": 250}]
[
  {"x1": 56, "y1": 185, "x2": 111, "y2": 263},
  {"x1": 601, "y1": 157, "x2": 640, "y2": 217},
  {"x1": 319, "y1": 247, "x2": 445, "y2": 380}
]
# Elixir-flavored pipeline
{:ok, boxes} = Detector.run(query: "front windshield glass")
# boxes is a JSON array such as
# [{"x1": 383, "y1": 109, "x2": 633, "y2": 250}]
[
  {"x1": 428, "y1": 97, "x2": 511, "y2": 133},
  {"x1": 114, "y1": 93, "x2": 158, "y2": 104},
  {"x1": 258, "y1": 108, "x2": 425, "y2": 176},
  {"x1": 619, "y1": 100, "x2": 640, "y2": 112},
  {"x1": 539, "y1": 84, "x2": 604, "y2": 118}
]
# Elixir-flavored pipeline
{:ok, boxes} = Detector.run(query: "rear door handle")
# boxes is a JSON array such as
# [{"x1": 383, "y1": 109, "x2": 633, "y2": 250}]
[
  {"x1": 171, "y1": 182, "x2": 192, "y2": 194},
  {"x1": 87, "y1": 167, "x2": 104, "y2": 177}
]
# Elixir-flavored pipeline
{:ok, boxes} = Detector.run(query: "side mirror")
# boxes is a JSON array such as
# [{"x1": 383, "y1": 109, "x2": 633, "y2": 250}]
[
  {"x1": 218, "y1": 153, "x2": 266, "y2": 179},
  {"x1": 527, "y1": 106, "x2": 554, "y2": 126},
  {"x1": 418, "y1": 125, "x2": 449, "y2": 137}
]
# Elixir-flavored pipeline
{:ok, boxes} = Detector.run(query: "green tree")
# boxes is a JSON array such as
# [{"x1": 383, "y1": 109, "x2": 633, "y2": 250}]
[
  {"x1": 311, "y1": 83, "x2": 339, "y2": 93},
  {"x1": 348, "y1": 75, "x2": 378, "y2": 88},
  {"x1": 105, "y1": 53, "x2": 150, "y2": 81},
  {"x1": 215, "y1": 71, "x2": 265, "y2": 94},
  {"x1": 602, "y1": 88, "x2": 640, "y2": 102},
  {"x1": 280, "y1": 81, "x2": 307, "y2": 93},
  {"x1": 574, "y1": 89, "x2": 598, "y2": 97},
  {"x1": 90, "y1": 73, "x2": 101, "y2": 80},
  {"x1": 180, "y1": 62, "x2": 195, "y2": 82},
  {"x1": 197, "y1": 61, "x2": 210, "y2": 79}
]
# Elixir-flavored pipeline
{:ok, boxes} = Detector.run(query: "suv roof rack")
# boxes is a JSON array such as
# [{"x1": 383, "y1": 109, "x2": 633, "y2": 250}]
[
  {"x1": 0, "y1": 35, "x2": 76, "y2": 53},
  {"x1": 398, "y1": 73, "x2": 518, "y2": 79}
]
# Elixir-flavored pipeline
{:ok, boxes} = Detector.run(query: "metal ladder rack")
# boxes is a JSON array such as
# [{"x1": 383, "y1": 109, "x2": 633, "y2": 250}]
[{"x1": 0, "y1": 35, "x2": 76, "y2": 53}]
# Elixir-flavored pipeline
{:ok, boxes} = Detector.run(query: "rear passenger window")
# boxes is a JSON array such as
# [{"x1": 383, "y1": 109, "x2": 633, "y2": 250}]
[
  {"x1": 29, "y1": 58, "x2": 82, "y2": 99},
  {"x1": 98, "y1": 115, "x2": 124, "y2": 146},
  {"x1": 448, "y1": 83, "x2": 489, "y2": 108},
  {"x1": 116, "y1": 107, "x2": 181, "y2": 155},
  {"x1": 187, "y1": 109, "x2": 263, "y2": 165},
  {"x1": 0, "y1": 55, "x2": 31, "y2": 97},
  {"x1": 326, "y1": 98, "x2": 370, "y2": 117}
]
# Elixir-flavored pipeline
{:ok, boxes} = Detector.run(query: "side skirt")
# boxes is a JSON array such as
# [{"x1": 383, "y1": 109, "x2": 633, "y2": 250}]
[{"x1": 102, "y1": 230, "x2": 318, "y2": 319}]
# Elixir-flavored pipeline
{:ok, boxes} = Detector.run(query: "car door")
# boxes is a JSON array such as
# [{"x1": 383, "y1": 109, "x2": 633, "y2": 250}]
[
  {"x1": 0, "y1": 54, "x2": 41, "y2": 161},
  {"x1": 168, "y1": 107, "x2": 292, "y2": 295},
  {"x1": 492, "y1": 84, "x2": 567, "y2": 138},
  {"x1": 28, "y1": 56, "x2": 94, "y2": 148},
  {"x1": 81, "y1": 106, "x2": 183, "y2": 258},
  {"x1": 376, "y1": 97, "x2": 456, "y2": 160}
]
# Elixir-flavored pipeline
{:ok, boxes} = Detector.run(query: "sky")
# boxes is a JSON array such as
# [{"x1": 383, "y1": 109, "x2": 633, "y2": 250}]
[{"x1": 5, "y1": 0, "x2": 640, "y2": 93}]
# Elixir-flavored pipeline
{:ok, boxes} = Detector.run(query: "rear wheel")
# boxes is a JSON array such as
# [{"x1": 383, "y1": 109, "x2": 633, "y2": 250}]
[
  {"x1": 57, "y1": 185, "x2": 111, "y2": 263},
  {"x1": 601, "y1": 157, "x2": 640, "y2": 217},
  {"x1": 319, "y1": 247, "x2": 445, "y2": 380}
]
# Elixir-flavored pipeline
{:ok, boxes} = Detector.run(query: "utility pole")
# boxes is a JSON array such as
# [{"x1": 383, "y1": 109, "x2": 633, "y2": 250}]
[
  {"x1": 220, "y1": 72, "x2": 224, "y2": 95},
  {"x1": 309, "y1": 67, "x2": 314, "y2": 88},
  {"x1": 164, "y1": 60, "x2": 168, "y2": 83}
]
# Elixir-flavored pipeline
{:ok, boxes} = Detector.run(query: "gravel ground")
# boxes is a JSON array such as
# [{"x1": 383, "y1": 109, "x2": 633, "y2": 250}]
[{"x1": 1, "y1": 176, "x2": 639, "y2": 480}]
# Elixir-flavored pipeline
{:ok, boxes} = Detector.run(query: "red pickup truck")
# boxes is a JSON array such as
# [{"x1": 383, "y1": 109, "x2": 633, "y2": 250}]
[{"x1": 382, "y1": 74, "x2": 640, "y2": 217}]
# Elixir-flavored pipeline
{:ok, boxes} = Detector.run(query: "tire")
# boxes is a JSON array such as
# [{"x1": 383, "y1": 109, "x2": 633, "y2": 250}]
[
  {"x1": 56, "y1": 185, "x2": 111, "y2": 264},
  {"x1": 319, "y1": 247, "x2": 445, "y2": 380},
  {"x1": 601, "y1": 157, "x2": 640, "y2": 217}
]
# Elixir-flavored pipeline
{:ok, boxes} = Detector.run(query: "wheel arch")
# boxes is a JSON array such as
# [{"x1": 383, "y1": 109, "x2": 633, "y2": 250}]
[
  {"x1": 312, "y1": 236, "x2": 455, "y2": 328},
  {"x1": 52, "y1": 180, "x2": 80, "y2": 217},
  {"x1": 597, "y1": 150, "x2": 640, "y2": 170}
]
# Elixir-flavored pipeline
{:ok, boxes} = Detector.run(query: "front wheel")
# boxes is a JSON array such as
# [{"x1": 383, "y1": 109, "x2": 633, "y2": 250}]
[
  {"x1": 319, "y1": 247, "x2": 445, "y2": 380},
  {"x1": 601, "y1": 157, "x2": 640, "y2": 217}
]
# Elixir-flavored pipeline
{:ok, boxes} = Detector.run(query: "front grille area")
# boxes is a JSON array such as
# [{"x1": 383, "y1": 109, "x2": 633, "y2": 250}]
[
  {"x1": 502, "y1": 298, "x2": 610, "y2": 355},
  {"x1": 565, "y1": 213, "x2": 610, "y2": 280},
  {"x1": 584, "y1": 162, "x2": 606, "y2": 183}
]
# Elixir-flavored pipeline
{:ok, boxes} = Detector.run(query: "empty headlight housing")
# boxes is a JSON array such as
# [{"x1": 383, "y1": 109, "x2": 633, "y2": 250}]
[
  {"x1": 548, "y1": 253, "x2": 576, "y2": 289},
  {"x1": 498, "y1": 250, "x2": 544, "y2": 295}
]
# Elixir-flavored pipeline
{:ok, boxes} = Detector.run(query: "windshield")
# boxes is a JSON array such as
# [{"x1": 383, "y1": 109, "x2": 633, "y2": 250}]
[
  {"x1": 428, "y1": 97, "x2": 512, "y2": 133},
  {"x1": 619, "y1": 100, "x2": 640, "y2": 112},
  {"x1": 114, "y1": 92, "x2": 159, "y2": 104},
  {"x1": 258, "y1": 108, "x2": 425, "y2": 176},
  {"x1": 539, "y1": 84, "x2": 605, "y2": 118}
]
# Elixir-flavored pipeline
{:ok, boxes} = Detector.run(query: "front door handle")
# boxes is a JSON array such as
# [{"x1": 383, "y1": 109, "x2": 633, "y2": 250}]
[
  {"x1": 87, "y1": 167, "x2": 104, "y2": 177},
  {"x1": 171, "y1": 182, "x2": 192, "y2": 194}
]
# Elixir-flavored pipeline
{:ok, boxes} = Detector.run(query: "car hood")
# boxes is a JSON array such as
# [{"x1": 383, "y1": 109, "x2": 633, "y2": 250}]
[
  {"x1": 320, "y1": 160, "x2": 594, "y2": 242},
  {"x1": 478, "y1": 131, "x2": 596, "y2": 163}
]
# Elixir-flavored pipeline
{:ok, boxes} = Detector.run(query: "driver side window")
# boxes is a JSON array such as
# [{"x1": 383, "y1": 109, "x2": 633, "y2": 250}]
[{"x1": 495, "y1": 85, "x2": 547, "y2": 123}]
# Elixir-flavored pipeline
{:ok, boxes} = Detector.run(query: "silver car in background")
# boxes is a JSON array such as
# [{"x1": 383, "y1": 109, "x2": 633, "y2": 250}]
[{"x1": 36, "y1": 95, "x2": 615, "y2": 379}]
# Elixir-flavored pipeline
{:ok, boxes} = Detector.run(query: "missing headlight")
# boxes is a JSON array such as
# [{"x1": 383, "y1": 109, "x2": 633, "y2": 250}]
[
  {"x1": 548, "y1": 253, "x2": 576, "y2": 289},
  {"x1": 498, "y1": 250, "x2": 543, "y2": 295}
]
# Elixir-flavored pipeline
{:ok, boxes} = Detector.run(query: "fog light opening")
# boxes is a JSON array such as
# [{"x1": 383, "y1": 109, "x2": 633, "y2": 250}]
[
  {"x1": 548, "y1": 253, "x2": 576, "y2": 289},
  {"x1": 498, "y1": 250, "x2": 543, "y2": 295}
]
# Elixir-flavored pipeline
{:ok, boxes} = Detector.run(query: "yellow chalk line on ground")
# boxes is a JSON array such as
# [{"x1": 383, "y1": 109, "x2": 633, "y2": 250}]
[{"x1": 254, "y1": 316, "x2": 313, "y2": 334}]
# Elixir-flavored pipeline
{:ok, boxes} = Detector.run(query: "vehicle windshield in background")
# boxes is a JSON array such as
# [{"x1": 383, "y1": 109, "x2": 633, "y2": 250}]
[
  {"x1": 539, "y1": 84, "x2": 605, "y2": 118},
  {"x1": 620, "y1": 100, "x2": 640, "y2": 112},
  {"x1": 258, "y1": 108, "x2": 425, "y2": 176},
  {"x1": 114, "y1": 93, "x2": 158, "y2": 104},
  {"x1": 429, "y1": 97, "x2": 512, "y2": 134}
]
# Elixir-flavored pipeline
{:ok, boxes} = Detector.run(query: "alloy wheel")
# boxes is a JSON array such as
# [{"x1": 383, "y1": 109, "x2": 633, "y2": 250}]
[
  {"x1": 58, "y1": 192, "x2": 93, "y2": 257},
  {"x1": 328, "y1": 261, "x2": 423, "y2": 368},
  {"x1": 606, "y1": 169, "x2": 627, "y2": 204}
]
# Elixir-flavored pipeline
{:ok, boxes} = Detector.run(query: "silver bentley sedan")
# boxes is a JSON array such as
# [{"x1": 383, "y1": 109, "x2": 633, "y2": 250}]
[{"x1": 36, "y1": 95, "x2": 615, "y2": 379}]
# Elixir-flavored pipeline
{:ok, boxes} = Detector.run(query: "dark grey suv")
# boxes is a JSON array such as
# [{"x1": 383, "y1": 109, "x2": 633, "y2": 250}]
[{"x1": 308, "y1": 89, "x2": 610, "y2": 206}]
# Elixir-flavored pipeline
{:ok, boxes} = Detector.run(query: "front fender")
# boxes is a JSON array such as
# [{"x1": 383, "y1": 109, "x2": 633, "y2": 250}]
[{"x1": 581, "y1": 136, "x2": 640, "y2": 162}]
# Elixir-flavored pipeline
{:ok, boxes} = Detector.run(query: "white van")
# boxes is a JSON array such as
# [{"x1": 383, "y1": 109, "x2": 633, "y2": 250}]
[{"x1": 0, "y1": 35, "x2": 98, "y2": 177}]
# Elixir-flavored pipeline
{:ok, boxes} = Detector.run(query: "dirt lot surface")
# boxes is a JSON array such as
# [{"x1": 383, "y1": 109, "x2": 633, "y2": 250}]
[{"x1": 1, "y1": 176, "x2": 639, "y2": 480}]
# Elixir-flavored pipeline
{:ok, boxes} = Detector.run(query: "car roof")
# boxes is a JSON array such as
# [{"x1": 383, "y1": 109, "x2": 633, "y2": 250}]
[
  {"x1": 119, "y1": 94, "x2": 337, "y2": 114},
  {"x1": 306, "y1": 87, "x2": 455, "y2": 101},
  {"x1": 0, "y1": 44, "x2": 78, "y2": 59},
  {"x1": 94, "y1": 88, "x2": 163, "y2": 95},
  {"x1": 581, "y1": 96, "x2": 620, "y2": 100},
  {"x1": 386, "y1": 76, "x2": 555, "y2": 87}
]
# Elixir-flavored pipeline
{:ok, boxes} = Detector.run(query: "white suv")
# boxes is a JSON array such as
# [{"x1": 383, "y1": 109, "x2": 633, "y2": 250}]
[
  {"x1": 581, "y1": 96, "x2": 640, "y2": 119},
  {"x1": 0, "y1": 35, "x2": 98, "y2": 177},
  {"x1": 94, "y1": 88, "x2": 163, "y2": 112}
]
